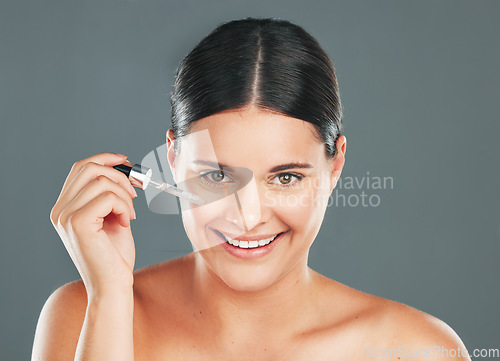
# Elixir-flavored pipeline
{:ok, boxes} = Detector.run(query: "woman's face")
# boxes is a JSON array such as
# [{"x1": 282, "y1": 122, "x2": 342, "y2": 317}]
[{"x1": 167, "y1": 106, "x2": 345, "y2": 292}]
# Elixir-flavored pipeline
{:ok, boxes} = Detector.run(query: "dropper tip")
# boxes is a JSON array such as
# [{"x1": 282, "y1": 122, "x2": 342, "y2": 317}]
[{"x1": 187, "y1": 194, "x2": 206, "y2": 205}]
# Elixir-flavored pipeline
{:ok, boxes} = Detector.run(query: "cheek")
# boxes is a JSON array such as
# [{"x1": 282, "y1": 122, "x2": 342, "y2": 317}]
[
  {"x1": 180, "y1": 196, "x2": 239, "y2": 251},
  {"x1": 271, "y1": 190, "x2": 328, "y2": 232},
  {"x1": 268, "y1": 177, "x2": 331, "y2": 235},
  {"x1": 180, "y1": 203, "x2": 214, "y2": 251}
]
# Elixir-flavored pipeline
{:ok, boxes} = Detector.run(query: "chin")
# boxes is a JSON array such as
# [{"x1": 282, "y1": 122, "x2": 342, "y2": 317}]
[{"x1": 213, "y1": 261, "x2": 283, "y2": 293}]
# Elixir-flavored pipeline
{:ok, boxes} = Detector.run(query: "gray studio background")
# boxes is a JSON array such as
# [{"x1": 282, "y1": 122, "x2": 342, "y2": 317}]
[{"x1": 1, "y1": 0, "x2": 499, "y2": 359}]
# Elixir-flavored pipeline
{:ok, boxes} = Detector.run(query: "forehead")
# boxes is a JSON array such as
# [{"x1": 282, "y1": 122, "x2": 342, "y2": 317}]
[{"x1": 182, "y1": 108, "x2": 325, "y2": 168}]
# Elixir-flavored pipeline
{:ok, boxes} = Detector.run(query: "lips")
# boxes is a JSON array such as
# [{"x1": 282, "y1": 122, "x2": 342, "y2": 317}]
[
  {"x1": 215, "y1": 229, "x2": 283, "y2": 249},
  {"x1": 217, "y1": 230, "x2": 284, "y2": 242},
  {"x1": 212, "y1": 229, "x2": 289, "y2": 260}
]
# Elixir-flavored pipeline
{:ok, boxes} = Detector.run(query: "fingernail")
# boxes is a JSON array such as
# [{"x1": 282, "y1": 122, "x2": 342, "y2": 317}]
[
  {"x1": 133, "y1": 209, "x2": 137, "y2": 219},
  {"x1": 115, "y1": 153, "x2": 127, "y2": 158},
  {"x1": 129, "y1": 184, "x2": 137, "y2": 198}
]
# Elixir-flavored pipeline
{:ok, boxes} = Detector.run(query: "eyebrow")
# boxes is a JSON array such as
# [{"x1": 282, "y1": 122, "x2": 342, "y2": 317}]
[{"x1": 192, "y1": 160, "x2": 313, "y2": 173}]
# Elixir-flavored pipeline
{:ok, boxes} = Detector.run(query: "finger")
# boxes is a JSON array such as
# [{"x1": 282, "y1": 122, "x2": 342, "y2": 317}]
[
  {"x1": 65, "y1": 192, "x2": 134, "y2": 285},
  {"x1": 72, "y1": 161, "x2": 136, "y2": 198},
  {"x1": 122, "y1": 160, "x2": 137, "y2": 188},
  {"x1": 53, "y1": 161, "x2": 137, "y2": 219},
  {"x1": 68, "y1": 191, "x2": 132, "y2": 234},
  {"x1": 61, "y1": 175, "x2": 136, "y2": 224},
  {"x1": 60, "y1": 153, "x2": 128, "y2": 195}
]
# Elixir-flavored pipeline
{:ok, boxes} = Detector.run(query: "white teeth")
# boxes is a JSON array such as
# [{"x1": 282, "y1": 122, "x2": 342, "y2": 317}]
[
  {"x1": 223, "y1": 233, "x2": 279, "y2": 249},
  {"x1": 258, "y1": 237, "x2": 273, "y2": 246}
]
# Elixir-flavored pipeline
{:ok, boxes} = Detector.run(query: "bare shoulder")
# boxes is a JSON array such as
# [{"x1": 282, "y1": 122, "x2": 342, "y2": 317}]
[
  {"x1": 310, "y1": 272, "x2": 470, "y2": 360},
  {"x1": 373, "y1": 299, "x2": 470, "y2": 359},
  {"x1": 32, "y1": 280, "x2": 88, "y2": 359},
  {"x1": 31, "y1": 256, "x2": 190, "y2": 360}
]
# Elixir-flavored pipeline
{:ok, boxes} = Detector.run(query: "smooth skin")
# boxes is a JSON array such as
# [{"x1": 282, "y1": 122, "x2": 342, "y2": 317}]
[{"x1": 32, "y1": 106, "x2": 470, "y2": 360}]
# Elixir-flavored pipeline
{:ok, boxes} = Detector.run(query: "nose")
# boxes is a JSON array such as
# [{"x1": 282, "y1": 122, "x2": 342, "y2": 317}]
[{"x1": 224, "y1": 176, "x2": 270, "y2": 232}]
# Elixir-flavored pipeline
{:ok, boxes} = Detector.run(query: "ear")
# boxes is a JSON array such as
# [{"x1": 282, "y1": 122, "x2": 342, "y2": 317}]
[
  {"x1": 166, "y1": 129, "x2": 178, "y2": 183},
  {"x1": 329, "y1": 135, "x2": 346, "y2": 194}
]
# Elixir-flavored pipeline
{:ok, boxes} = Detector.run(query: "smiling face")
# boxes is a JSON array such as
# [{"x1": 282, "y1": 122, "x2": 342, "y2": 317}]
[{"x1": 167, "y1": 106, "x2": 345, "y2": 292}]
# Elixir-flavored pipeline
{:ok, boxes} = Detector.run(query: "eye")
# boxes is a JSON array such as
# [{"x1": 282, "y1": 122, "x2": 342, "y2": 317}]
[
  {"x1": 270, "y1": 173, "x2": 303, "y2": 188},
  {"x1": 199, "y1": 170, "x2": 234, "y2": 188},
  {"x1": 209, "y1": 170, "x2": 224, "y2": 182}
]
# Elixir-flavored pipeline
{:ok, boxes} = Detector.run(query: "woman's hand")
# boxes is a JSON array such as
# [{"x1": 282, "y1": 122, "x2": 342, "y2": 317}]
[{"x1": 50, "y1": 152, "x2": 138, "y2": 300}]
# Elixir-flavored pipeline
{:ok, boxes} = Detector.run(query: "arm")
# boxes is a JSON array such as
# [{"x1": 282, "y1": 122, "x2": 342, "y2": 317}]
[
  {"x1": 36, "y1": 153, "x2": 138, "y2": 360},
  {"x1": 31, "y1": 280, "x2": 134, "y2": 361}
]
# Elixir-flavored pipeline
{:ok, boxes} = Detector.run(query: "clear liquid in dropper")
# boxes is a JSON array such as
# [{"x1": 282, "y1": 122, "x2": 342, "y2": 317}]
[{"x1": 148, "y1": 177, "x2": 205, "y2": 205}]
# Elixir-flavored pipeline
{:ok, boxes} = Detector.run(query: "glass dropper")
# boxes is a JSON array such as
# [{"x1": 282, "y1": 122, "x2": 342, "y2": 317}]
[{"x1": 113, "y1": 163, "x2": 205, "y2": 205}]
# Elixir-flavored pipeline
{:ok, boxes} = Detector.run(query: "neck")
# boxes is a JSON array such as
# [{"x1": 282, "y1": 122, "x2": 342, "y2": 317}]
[{"x1": 188, "y1": 252, "x2": 318, "y2": 340}]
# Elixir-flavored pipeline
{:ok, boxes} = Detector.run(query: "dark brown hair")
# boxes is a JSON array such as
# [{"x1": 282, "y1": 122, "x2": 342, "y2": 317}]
[{"x1": 171, "y1": 17, "x2": 343, "y2": 157}]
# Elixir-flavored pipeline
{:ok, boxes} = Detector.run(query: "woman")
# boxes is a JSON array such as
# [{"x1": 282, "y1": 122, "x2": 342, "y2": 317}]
[{"x1": 32, "y1": 18, "x2": 469, "y2": 360}]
